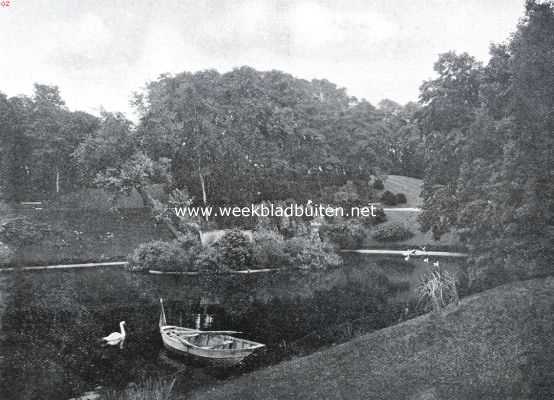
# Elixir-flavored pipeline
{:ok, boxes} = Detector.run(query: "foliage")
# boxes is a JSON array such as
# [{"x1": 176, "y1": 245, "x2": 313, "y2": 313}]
[
  {"x1": 361, "y1": 207, "x2": 387, "y2": 226},
  {"x1": 418, "y1": 1, "x2": 554, "y2": 288},
  {"x1": 193, "y1": 245, "x2": 223, "y2": 272},
  {"x1": 380, "y1": 190, "x2": 398, "y2": 206},
  {"x1": 282, "y1": 235, "x2": 342, "y2": 270},
  {"x1": 191, "y1": 228, "x2": 343, "y2": 272},
  {"x1": 217, "y1": 229, "x2": 254, "y2": 270},
  {"x1": 395, "y1": 193, "x2": 407, "y2": 204},
  {"x1": 251, "y1": 229, "x2": 290, "y2": 268},
  {"x1": 319, "y1": 221, "x2": 367, "y2": 249},
  {"x1": 416, "y1": 267, "x2": 459, "y2": 312},
  {"x1": 128, "y1": 237, "x2": 200, "y2": 272},
  {"x1": 372, "y1": 223, "x2": 414, "y2": 242},
  {"x1": 372, "y1": 179, "x2": 384, "y2": 190},
  {"x1": 0, "y1": 86, "x2": 99, "y2": 200},
  {"x1": 133, "y1": 68, "x2": 401, "y2": 205}
]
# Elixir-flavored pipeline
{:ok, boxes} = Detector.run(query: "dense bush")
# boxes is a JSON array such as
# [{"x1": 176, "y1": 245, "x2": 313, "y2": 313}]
[
  {"x1": 283, "y1": 235, "x2": 342, "y2": 270},
  {"x1": 380, "y1": 190, "x2": 398, "y2": 206},
  {"x1": 319, "y1": 222, "x2": 367, "y2": 249},
  {"x1": 251, "y1": 229, "x2": 290, "y2": 268},
  {"x1": 218, "y1": 229, "x2": 253, "y2": 270},
  {"x1": 372, "y1": 179, "x2": 384, "y2": 190},
  {"x1": 193, "y1": 245, "x2": 223, "y2": 272},
  {"x1": 358, "y1": 207, "x2": 387, "y2": 226},
  {"x1": 395, "y1": 193, "x2": 407, "y2": 204},
  {"x1": 128, "y1": 237, "x2": 200, "y2": 272},
  {"x1": 372, "y1": 223, "x2": 414, "y2": 242}
]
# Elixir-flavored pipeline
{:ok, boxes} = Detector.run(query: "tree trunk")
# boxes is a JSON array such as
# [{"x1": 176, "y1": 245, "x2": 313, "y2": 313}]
[
  {"x1": 55, "y1": 167, "x2": 60, "y2": 194},
  {"x1": 198, "y1": 171, "x2": 209, "y2": 222},
  {"x1": 135, "y1": 185, "x2": 181, "y2": 239}
]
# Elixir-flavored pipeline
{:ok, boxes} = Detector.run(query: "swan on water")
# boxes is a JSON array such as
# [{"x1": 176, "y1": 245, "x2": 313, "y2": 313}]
[
  {"x1": 433, "y1": 261, "x2": 440, "y2": 267},
  {"x1": 102, "y1": 321, "x2": 126, "y2": 346}
]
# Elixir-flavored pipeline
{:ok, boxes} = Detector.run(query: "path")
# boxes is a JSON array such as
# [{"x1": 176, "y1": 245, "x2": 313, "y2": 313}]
[
  {"x1": 0, "y1": 261, "x2": 128, "y2": 272},
  {"x1": 341, "y1": 249, "x2": 468, "y2": 257}
]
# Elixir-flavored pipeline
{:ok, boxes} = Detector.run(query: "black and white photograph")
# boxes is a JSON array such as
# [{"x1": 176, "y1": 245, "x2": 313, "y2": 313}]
[{"x1": 0, "y1": 1, "x2": 553, "y2": 399}]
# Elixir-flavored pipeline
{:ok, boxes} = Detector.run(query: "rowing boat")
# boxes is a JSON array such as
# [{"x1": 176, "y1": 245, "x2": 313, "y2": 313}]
[{"x1": 159, "y1": 299, "x2": 265, "y2": 366}]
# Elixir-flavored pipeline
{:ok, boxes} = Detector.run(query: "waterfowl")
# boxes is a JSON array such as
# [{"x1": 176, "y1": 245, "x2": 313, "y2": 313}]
[{"x1": 102, "y1": 321, "x2": 126, "y2": 345}]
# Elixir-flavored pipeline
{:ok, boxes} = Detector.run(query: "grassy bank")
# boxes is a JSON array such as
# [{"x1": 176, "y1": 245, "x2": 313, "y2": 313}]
[
  {"x1": 5, "y1": 208, "x2": 172, "y2": 266},
  {"x1": 185, "y1": 276, "x2": 553, "y2": 400}
]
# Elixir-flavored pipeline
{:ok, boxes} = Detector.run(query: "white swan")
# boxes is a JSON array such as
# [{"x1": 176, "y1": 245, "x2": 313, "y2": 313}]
[{"x1": 102, "y1": 321, "x2": 126, "y2": 345}]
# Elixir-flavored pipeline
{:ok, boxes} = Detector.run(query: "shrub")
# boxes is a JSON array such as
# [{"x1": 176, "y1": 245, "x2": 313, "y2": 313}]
[
  {"x1": 372, "y1": 223, "x2": 414, "y2": 242},
  {"x1": 319, "y1": 221, "x2": 367, "y2": 249},
  {"x1": 193, "y1": 245, "x2": 223, "y2": 272},
  {"x1": 359, "y1": 207, "x2": 387, "y2": 227},
  {"x1": 218, "y1": 229, "x2": 253, "y2": 270},
  {"x1": 372, "y1": 179, "x2": 384, "y2": 190},
  {"x1": 283, "y1": 235, "x2": 342, "y2": 270},
  {"x1": 252, "y1": 229, "x2": 290, "y2": 268},
  {"x1": 416, "y1": 267, "x2": 459, "y2": 312},
  {"x1": 380, "y1": 190, "x2": 397, "y2": 206},
  {"x1": 395, "y1": 193, "x2": 407, "y2": 204},
  {"x1": 128, "y1": 239, "x2": 199, "y2": 272}
]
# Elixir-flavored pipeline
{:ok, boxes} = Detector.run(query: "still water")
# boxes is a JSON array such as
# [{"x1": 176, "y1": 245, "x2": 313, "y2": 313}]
[{"x1": 0, "y1": 255, "x2": 445, "y2": 400}]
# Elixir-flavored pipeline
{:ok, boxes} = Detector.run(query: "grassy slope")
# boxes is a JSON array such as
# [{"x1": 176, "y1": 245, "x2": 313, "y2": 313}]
[
  {"x1": 188, "y1": 277, "x2": 554, "y2": 400},
  {"x1": 361, "y1": 175, "x2": 459, "y2": 249},
  {"x1": 11, "y1": 208, "x2": 172, "y2": 265},
  {"x1": 383, "y1": 175, "x2": 423, "y2": 208}
]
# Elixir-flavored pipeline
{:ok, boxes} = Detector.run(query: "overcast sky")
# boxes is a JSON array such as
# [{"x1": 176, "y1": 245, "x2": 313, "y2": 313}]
[{"x1": 0, "y1": 0, "x2": 525, "y2": 119}]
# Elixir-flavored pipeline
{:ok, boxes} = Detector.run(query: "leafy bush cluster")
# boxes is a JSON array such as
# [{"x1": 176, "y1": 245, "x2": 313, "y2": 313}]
[
  {"x1": 319, "y1": 207, "x2": 387, "y2": 249},
  {"x1": 217, "y1": 229, "x2": 254, "y2": 270},
  {"x1": 127, "y1": 232, "x2": 201, "y2": 272},
  {"x1": 251, "y1": 229, "x2": 289, "y2": 267},
  {"x1": 372, "y1": 223, "x2": 414, "y2": 242},
  {"x1": 372, "y1": 179, "x2": 384, "y2": 190},
  {"x1": 379, "y1": 190, "x2": 408, "y2": 206},
  {"x1": 129, "y1": 228, "x2": 342, "y2": 272},
  {"x1": 223, "y1": 228, "x2": 342, "y2": 270},
  {"x1": 319, "y1": 222, "x2": 367, "y2": 249},
  {"x1": 281, "y1": 235, "x2": 342, "y2": 270}
]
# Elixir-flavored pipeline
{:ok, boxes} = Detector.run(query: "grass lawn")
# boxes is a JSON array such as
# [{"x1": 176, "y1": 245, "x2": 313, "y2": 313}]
[
  {"x1": 383, "y1": 174, "x2": 423, "y2": 208},
  {"x1": 8, "y1": 208, "x2": 172, "y2": 265},
  {"x1": 362, "y1": 175, "x2": 460, "y2": 250},
  {"x1": 187, "y1": 276, "x2": 554, "y2": 400}
]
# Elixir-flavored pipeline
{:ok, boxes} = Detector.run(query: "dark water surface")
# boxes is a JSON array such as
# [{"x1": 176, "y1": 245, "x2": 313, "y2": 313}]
[{"x1": 0, "y1": 256, "x2": 459, "y2": 400}]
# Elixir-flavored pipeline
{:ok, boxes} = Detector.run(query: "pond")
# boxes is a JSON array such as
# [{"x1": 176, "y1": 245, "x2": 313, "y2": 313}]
[{"x1": 0, "y1": 255, "x2": 464, "y2": 400}]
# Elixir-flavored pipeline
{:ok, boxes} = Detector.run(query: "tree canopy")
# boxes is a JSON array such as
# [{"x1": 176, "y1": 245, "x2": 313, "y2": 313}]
[{"x1": 418, "y1": 0, "x2": 554, "y2": 288}]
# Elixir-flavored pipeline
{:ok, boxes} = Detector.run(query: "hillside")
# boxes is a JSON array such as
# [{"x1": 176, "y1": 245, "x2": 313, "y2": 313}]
[
  {"x1": 383, "y1": 175, "x2": 423, "y2": 208},
  {"x1": 188, "y1": 277, "x2": 554, "y2": 400}
]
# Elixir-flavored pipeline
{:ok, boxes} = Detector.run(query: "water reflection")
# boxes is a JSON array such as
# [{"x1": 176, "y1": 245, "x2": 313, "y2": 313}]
[{"x1": 0, "y1": 256, "x2": 455, "y2": 399}]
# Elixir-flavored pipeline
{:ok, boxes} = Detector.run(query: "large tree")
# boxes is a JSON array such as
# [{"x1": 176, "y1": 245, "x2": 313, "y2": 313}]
[{"x1": 419, "y1": 0, "x2": 554, "y2": 289}]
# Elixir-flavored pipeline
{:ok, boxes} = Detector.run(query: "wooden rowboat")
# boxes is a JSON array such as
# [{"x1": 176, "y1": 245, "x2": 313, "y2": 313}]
[{"x1": 159, "y1": 299, "x2": 265, "y2": 366}]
